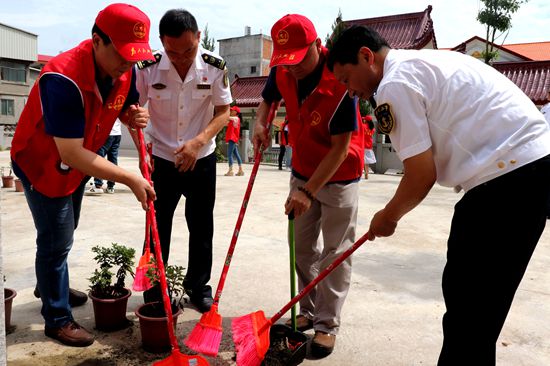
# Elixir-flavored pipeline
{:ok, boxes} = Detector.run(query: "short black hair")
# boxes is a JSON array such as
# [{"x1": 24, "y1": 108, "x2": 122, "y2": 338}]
[
  {"x1": 91, "y1": 24, "x2": 111, "y2": 45},
  {"x1": 159, "y1": 9, "x2": 198, "y2": 38},
  {"x1": 327, "y1": 25, "x2": 389, "y2": 71}
]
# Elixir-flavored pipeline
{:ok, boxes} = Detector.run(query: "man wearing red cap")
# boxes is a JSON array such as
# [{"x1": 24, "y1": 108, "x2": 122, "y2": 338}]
[
  {"x1": 135, "y1": 9, "x2": 232, "y2": 313},
  {"x1": 10, "y1": 3, "x2": 156, "y2": 347},
  {"x1": 253, "y1": 14, "x2": 364, "y2": 358}
]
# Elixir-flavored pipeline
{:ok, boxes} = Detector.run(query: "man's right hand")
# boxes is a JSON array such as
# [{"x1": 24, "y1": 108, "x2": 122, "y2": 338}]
[{"x1": 252, "y1": 123, "x2": 269, "y2": 156}]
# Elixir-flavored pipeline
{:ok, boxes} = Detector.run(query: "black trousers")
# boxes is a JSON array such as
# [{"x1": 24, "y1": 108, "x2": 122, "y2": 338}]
[
  {"x1": 278, "y1": 145, "x2": 286, "y2": 169},
  {"x1": 438, "y1": 155, "x2": 550, "y2": 365},
  {"x1": 149, "y1": 153, "x2": 216, "y2": 300}
]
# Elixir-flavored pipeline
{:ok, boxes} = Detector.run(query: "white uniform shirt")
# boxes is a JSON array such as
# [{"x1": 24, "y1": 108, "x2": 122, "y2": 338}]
[
  {"x1": 541, "y1": 102, "x2": 550, "y2": 124},
  {"x1": 375, "y1": 49, "x2": 550, "y2": 192},
  {"x1": 136, "y1": 47, "x2": 233, "y2": 162}
]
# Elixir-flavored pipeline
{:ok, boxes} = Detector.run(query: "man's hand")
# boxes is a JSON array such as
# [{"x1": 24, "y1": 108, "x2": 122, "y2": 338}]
[
  {"x1": 127, "y1": 105, "x2": 149, "y2": 129},
  {"x1": 252, "y1": 123, "x2": 270, "y2": 157},
  {"x1": 366, "y1": 208, "x2": 398, "y2": 240},
  {"x1": 284, "y1": 189, "x2": 313, "y2": 218},
  {"x1": 126, "y1": 174, "x2": 156, "y2": 210},
  {"x1": 174, "y1": 139, "x2": 201, "y2": 172}
]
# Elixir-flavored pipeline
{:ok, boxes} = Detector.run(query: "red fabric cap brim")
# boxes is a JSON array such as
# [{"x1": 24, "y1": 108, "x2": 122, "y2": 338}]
[
  {"x1": 269, "y1": 46, "x2": 310, "y2": 67},
  {"x1": 114, "y1": 41, "x2": 155, "y2": 62}
]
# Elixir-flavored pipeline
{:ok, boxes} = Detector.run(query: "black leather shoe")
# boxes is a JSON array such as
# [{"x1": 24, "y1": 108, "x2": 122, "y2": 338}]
[
  {"x1": 190, "y1": 296, "x2": 213, "y2": 313},
  {"x1": 45, "y1": 320, "x2": 94, "y2": 347},
  {"x1": 34, "y1": 286, "x2": 88, "y2": 307}
]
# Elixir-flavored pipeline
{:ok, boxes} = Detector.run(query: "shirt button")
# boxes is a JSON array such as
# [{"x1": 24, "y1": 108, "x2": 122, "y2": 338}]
[
  {"x1": 497, "y1": 160, "x2": 506, "y2": 169},
  {"x1": 510, "y1": 159, "x2": 517, "y2": 164},
  {"x1": 180, "y1": 106, "x2": 183, "y2": 109}
]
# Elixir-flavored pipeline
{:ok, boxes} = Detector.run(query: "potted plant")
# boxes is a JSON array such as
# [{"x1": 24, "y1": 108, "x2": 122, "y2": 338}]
[
  {"x1": 135, "y1": 258, "x2": 186, "y2": 353},
  {"x1": 1, "y1": 166, "x2": 14, "y2": 188},
  {"x1": 88, "y1": 243, "x2": 135, "y2": 331},
  {"x1": 3, "y1": 275, "x2": 17, "y2": 333},
  {"x1": 14, "y1": 178, "x2": 23, "y2": 192}
]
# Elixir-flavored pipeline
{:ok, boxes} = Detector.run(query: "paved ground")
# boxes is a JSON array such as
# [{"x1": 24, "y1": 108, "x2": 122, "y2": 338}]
[{"x1": 1, "y1": 149, "x2": 550, "y2": 365}]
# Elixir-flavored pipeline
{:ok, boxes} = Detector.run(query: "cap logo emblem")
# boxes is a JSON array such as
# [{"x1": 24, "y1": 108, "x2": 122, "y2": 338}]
[
  {"x1": 108, "y1": 95, "x2": 126, "y2": 111},
  {"x1": 310, "y1": 111, "x2": 321, "y2": 126},
  {"x1": 277, "y1": 30, "x2": 289, "y2": 45},
  {"x1": 133, "y1": 22, "x2": 146, "y2": 39}
]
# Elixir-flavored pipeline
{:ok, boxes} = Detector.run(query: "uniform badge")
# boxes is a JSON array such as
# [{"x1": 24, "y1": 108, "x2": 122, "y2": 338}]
[
  {"x1": 152, "y1": 83, "x2": 166, "y2": 90},
  {"x1": 374, "y1": 103, "x2": 395, "y2": 134},
  {"x1": 197, "y1": 84, "x2": 211, "y2": 90}
]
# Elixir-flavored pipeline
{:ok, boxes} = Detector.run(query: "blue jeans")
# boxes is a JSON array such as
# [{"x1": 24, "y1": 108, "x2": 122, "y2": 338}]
[
  {"x1": 12, "y1": 160, "x2": 86, "y2": 328},
  {"x1": 94, "y1": 135, "x2": 121, "y2": 188},
  {"x1": 227, "y1": 140, "x2": 242, "y2": 166}
]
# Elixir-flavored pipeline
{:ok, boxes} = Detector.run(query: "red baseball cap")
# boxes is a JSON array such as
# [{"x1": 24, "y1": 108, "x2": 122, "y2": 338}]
[
  {"x1": 230, "y1": 105, "x2": 241, "y2": 113},
  {"x1": 270, "y1": 14, "x2": 318, "y2": 67},
  {"x1": 95, "y1": 3, "x2": 155, "y2": 62}
]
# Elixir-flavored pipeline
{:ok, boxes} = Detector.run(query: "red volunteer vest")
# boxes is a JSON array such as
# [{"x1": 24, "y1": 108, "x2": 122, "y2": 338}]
[
  {"x1": 276, "y1": 49, "x2": 364, "y2": 182},
  {"x1": 11, "y1": 40, "x2": 132, "y2": 197},
  {"x1": 225, "y1": 117, "x2": 241, "y2": 143}
]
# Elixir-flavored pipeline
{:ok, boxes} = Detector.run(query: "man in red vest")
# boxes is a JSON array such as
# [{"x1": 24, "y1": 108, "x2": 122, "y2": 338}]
[
  {"x1": 10, "y1": 3, "x2": 156, "y2": 347},
  {"x1": 253, "y1": 14, "x2": 364, "y2": 358}
]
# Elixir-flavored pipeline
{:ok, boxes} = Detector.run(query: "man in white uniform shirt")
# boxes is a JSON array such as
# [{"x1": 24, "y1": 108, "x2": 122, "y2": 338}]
[
  {"x1": 136, "y1": 9, "x2": 232, "y2": 312},
  {"x1": 328, "y1": 26, "x2": 550, "y2": 365}
]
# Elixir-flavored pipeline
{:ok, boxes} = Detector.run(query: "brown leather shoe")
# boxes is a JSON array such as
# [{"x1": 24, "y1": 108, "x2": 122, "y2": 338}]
[
  {"x1": 45, "y1": 320, "x2": 94, "y2": 347},
  {"x1": 285, "y1": 315, "x2": 313, "y2": 331},
  {"x1": 311, "y1": 331, "x2": 336, "y2": 358}
]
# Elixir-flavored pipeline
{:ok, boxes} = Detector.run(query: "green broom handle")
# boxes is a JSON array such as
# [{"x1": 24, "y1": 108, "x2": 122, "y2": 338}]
[{"x1": 288, "y1": 211, "x2": 297, "y2": 332}]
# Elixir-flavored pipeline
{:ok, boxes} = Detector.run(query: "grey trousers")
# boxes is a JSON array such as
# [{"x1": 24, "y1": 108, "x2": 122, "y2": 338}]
[{"x1": 290, "y1": 176, "x2": 359, "y2": 335}]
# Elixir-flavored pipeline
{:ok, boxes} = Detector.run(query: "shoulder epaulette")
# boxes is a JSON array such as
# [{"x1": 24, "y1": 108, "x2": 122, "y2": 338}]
[
  {"x1": 137, "y1": 52, "x2": 162, "y2": 70},
  {"x1": 202, "y1": 53, "x2": 226, "y2": 70}
]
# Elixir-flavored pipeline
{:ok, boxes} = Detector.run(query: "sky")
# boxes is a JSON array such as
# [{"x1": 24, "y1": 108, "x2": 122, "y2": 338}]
[{"x1": 1, "y1": 0, "x2": 549, "y2": 56}]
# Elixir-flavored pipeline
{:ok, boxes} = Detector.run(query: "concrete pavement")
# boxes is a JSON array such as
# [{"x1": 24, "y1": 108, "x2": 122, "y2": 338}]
[{"x1": 1, "y1": 150, "x2": 550, "y2": 365}]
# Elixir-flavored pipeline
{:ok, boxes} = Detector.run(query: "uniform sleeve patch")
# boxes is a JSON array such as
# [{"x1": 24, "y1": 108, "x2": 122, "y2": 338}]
[
  {"x1": 374, "y1": 103, "x2": 395, "y2": 134},
  {"x1": 137, "y1": 52, "x2": 162, "y2": 70},
  {"x1": 202, "y1": 53, "x2": 226, "y2": 70}
]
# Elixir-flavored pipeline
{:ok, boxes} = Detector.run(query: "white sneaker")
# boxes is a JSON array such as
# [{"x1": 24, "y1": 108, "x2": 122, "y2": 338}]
[
  {"x1": 106, "y1": 187, "x2": 115, "y2": 194},
  {"x1": 85, "y1": 183, "x2": 103, "y2": 195}
]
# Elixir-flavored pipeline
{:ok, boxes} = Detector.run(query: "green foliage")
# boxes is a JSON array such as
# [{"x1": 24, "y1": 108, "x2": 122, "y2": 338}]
[
  {"x1": 477, "y1": 0, "x2": 528, "y2": 64},
  {"x1": 145, "y1": 257, "x2": 186, "y2": 308},
  {"x1": 89, "y1": 243, "x2": 135, "y2": 299},
  {"x1": 325, "y1": 9, "x2": 345, "y2": 50},
  {"x1": 201, "y1": 24, "x2": 216, "y2": 52}
]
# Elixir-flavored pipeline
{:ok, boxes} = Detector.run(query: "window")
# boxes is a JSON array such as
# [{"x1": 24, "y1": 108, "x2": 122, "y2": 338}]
[
  {"x1": 0, "y1": 61, "x2": 26, "y2": 83},
  {"x1": 1, "y1": 99, "x2": 15, "y2": 116},
  {"x1": 250, "y1": 66, "x2": 257, "y2": 74}
]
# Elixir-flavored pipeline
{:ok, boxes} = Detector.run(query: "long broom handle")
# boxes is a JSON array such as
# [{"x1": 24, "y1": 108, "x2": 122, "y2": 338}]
[
  {"x1": 262, "y1": 231, "x2": 371, "y2": 331},
  {"x1": 213, "y1": 102, "x2": 279, "y2": 305},
  {"x1": 136, "y1": 129, "x2": 179, "y2": 351}
]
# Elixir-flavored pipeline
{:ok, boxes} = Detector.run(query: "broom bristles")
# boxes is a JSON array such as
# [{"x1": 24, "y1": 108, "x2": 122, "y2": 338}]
[
  {"x1": 132, "y1": 265, "x2": 153, "y2": 292},
  {"x1": 184, "y1": 305, "x2": 223, "y2": 356},
  {"x1": 232, "y1": 311, "x2": 270, "y2": 366},
  {"x1": 152, "y1": 349, "x2": 209, "y2": 365}
]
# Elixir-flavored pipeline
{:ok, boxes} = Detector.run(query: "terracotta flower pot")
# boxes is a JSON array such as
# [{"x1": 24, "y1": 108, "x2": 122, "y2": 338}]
[
  {"x1": 2, "y1": 175, "x2": 14, "y2": 188},
  {"x1": 89, "y1": 288, "x2": 132, "y2": 331},
  {"x1": 135, "y1": 301, "x2": 183, "y2": 353},
  {"x1": 14, "y1": 178, "x2": 24, "y2": 192},
  {"x1": 4, "y1": 288, "x2": 17, "y2": 330}
]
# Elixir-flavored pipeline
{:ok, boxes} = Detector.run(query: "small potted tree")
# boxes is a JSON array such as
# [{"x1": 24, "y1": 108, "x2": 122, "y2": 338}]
[
  {"x1": 135, "y1": 258, "x2": 185, "y2": 353},
  {"x1": 88, "y1": 243, "x2": 135, "y2": 331},
  {"x1": 3, "y1": 276, "x2": 17, "y2": 333},
  {"x1": 1, "y1": 166, "x2": 14, "y2": 188}
]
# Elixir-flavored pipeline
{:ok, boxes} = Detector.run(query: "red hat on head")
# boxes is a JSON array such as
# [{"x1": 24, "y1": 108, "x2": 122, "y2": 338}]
[
  {"x1": 230, "y1": 105, "x2": 241, "y2": 113},
  {"x1": 95, "y1": 3, "x2": 155, "y2": 62},
  {"x1": 270, "y1": 14, "x2": 317, "y2": 67}
]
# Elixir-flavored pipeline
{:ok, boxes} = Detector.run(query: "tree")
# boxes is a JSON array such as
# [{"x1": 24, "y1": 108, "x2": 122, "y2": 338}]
[
  {"x1": 477, "y1": 0, "x2": 528, "y2": 64},
  {"x1": 201, "y1": 23, "x2": 216, "y2": 52},
  {"x1": 325, "y1": 9, "x2": 345, "y2": 50}
]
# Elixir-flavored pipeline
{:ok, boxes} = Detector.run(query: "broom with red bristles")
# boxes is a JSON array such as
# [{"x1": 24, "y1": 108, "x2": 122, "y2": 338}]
[
  {"x1": 184, "y1": 102, "x2": 280, "y2": 356},
  {"x1": 232, "y1": 230, "x2": 372, "y2": 366},
  {"x1": 134, "y1": 129, "x2": 209, "y2": 366}
]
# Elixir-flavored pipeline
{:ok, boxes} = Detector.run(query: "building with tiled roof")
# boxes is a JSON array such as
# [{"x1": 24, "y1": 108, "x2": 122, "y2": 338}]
[
  {"x1": 493, "y1": 61, "x2": 550, "y2": 105},
  {"x1": 451, "y1": 36, "x2": 531, "y2": 62},
  {"x1": 502, "y1": 42, "x2": 550, "y2": 62},
  {"x1": 344, "y1": 5, "x2": 437, "y2": 50}
]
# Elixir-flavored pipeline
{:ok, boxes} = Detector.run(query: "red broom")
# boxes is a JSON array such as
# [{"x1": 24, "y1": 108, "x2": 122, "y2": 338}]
[
  {"x1": 232, "y1": 231, "x2": 371, "y2": 366},
  {"x1": 135, "y1": 129, "x2": 210, "y2": 366},
  {"x1": 184, "y1": 102, "x2": 280, "y2": 356},
  {"x1": 132, "y1": 212, "x2": 153, "y2": 291}
]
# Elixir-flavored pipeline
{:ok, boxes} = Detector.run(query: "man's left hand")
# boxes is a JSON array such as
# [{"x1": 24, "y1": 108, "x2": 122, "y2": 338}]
[
  {"x1": 174, "y1": 139, "x2": 201, "y2": 172},
  {"x1": 128, "y1": 105, "x2": 149, "y2": 129}
]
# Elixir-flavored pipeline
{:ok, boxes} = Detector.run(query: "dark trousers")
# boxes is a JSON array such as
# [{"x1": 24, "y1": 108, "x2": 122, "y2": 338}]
[
  {"x1": 149, "y1": 153, "x2": 216, "y2": 300},
  {"x1": 278, "y1": 145, "x2": 286, "y2": 169},
  {"x1": 94, "y1": 135, "x2": 121, "y2": 188},
  {"x1": 438, "y1": 155, "x2": 550, "y2": 365}
]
